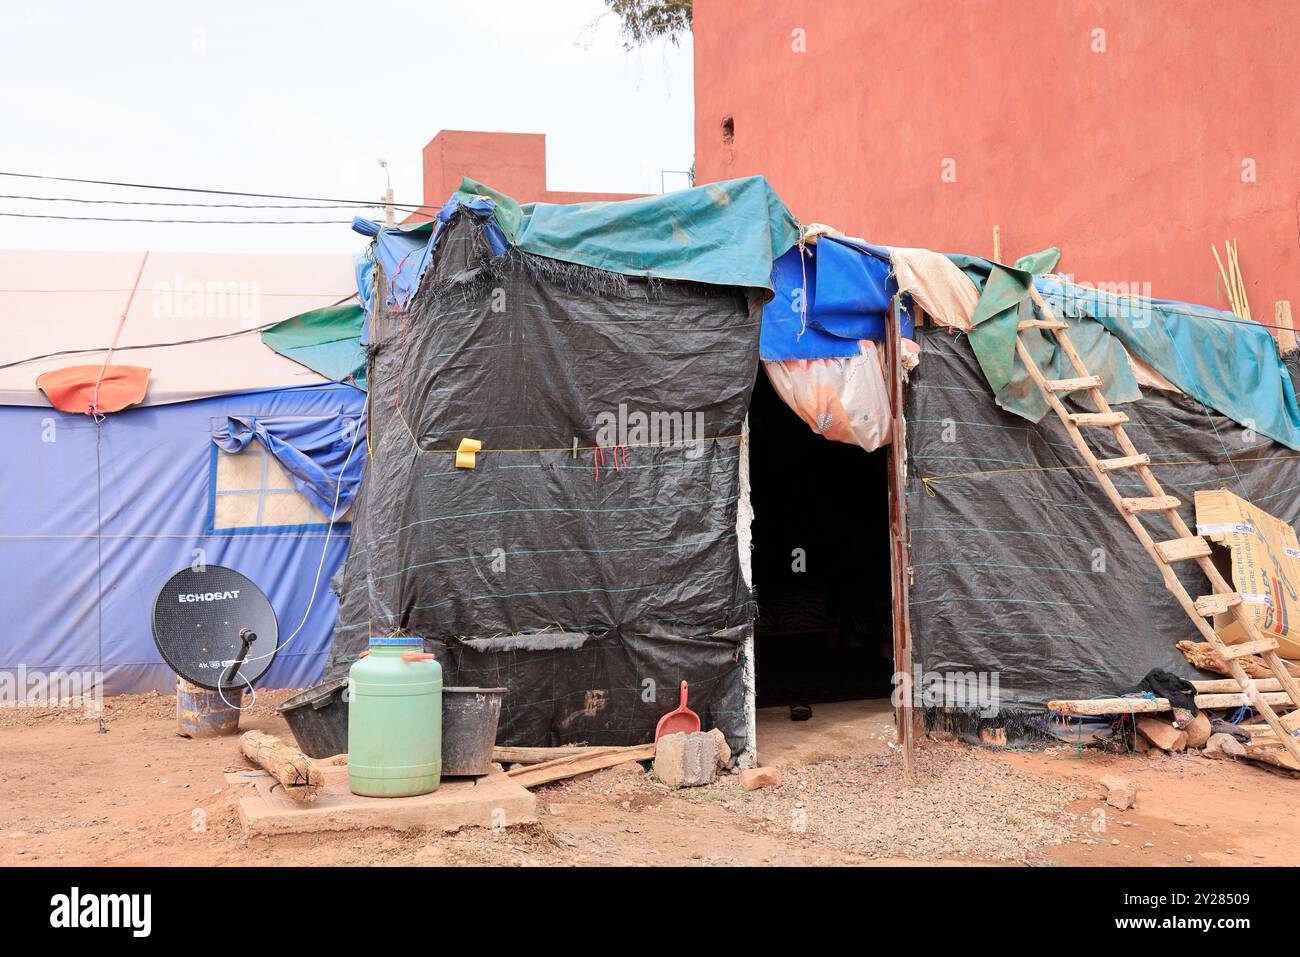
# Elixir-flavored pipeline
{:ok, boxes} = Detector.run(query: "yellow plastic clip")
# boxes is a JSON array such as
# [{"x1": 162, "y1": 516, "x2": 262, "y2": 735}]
[{"x1": 455, "y1": 437, "x2": 482, "y2": 469}]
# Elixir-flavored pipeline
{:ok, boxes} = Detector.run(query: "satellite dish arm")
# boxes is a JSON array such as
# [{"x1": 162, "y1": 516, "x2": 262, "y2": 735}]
[{"x1": 220, "y1": 629, "x2": 257, "y2": 690}]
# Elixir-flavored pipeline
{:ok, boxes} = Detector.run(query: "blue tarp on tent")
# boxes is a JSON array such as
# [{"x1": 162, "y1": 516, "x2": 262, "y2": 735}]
[
  {"x1": 1037, "y1": 277, "x2": 1300, "y2": 451},
  {"x1": 761, "y1": 237, "x2": 912, "y2": 360},
  {"x1": 0, "y1": 383, "x2": 366, "y2": 694}
]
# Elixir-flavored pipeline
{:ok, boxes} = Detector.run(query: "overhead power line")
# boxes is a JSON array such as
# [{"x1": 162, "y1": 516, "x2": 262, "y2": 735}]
[
  {"x1": 0, "y1": 211, "x2": 351, "y2": 225},
  {"x1": 0, "y1": 169, "x2": 437, "y2": 214},
  {"x1": 0, "y1": 192, "x2": 387, "y2": 210}
]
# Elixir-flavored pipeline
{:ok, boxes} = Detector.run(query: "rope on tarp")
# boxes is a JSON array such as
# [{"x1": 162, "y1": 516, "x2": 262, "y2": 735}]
[{"x1": 920, "y1": 452, "x2": 1300, "y2": 497}]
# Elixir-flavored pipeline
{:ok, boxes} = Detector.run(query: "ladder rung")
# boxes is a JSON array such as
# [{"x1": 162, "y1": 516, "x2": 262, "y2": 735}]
[
  {"x1": 1281, "y1": 711, "x2": 1300, "y2": 732},
  {"x1": 1122, "y1": 495, "x2": 1181, "y2": 514},
  {"x1": 1069, "y1": 412, "x2": 1130, "y2": 427},
  {"x1": 1153, "y1": 535, "x2": 1212, "y2": 562},
  {"x1": 1194, "y1": 592, "x2": 1242, "y2": 616},
  {"x1": 1045, "y1": 375, "x2": 1103, "y2": 392},
  {"x1": 1096, "y1": 453, "x2": 1151, "y2": 473},
  {"x1": 1220, "y1": 638, "x2": 1281, "y2": 660},
  {"x1": 1018, "y1": 319, "x2": 1069, "y2": 331}
]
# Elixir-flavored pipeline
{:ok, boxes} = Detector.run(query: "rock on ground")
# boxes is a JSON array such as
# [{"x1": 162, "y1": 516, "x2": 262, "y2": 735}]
[
  {"x1": 739, "y1": 766, "x2": 782, "y2": 790},
  {"x1": 1184, "y1": 712, "x2": 1212, "y2": 750},
  {"x1": 1099, "y1": 773, "x2": 1138, "y2": 810},
  {"x1": 1204, "y1": 732, "x2": 1246, "y2": 758},
  {"x1": 1137, "y1": 717, "x2": 1188, "y2": 752}
]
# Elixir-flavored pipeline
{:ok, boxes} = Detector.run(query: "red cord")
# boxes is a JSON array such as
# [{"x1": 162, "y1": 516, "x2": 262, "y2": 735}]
[{"x1": 89, "y1": 251, "x2": 149, "y2": 416}]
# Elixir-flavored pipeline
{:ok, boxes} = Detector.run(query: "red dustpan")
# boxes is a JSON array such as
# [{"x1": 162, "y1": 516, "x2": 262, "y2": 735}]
[{"x1": 654, "y1": 680, "x2": 701, "y2": 741}]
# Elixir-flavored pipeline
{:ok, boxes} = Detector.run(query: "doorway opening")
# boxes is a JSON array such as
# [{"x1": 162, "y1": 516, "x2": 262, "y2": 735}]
[{"x1": 747, "y1": 368, "x2": 896, "y2": 708}]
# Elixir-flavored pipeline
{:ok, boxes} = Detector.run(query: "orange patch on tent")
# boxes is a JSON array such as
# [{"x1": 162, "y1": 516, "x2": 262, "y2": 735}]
[{"x1": 36, "y1": 365, "x2": 151, "y2": 414}]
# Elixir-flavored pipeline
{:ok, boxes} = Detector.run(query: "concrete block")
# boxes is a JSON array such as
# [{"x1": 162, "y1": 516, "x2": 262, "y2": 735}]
[{"x1": 653, "y1": 731, "x2": 719, "y2": 788}]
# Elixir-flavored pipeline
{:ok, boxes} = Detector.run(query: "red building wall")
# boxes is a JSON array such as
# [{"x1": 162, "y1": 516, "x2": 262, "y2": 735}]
[
  {"x1": 694, "y1": 0, "x2": 1299, "y2": 323},
  {"x1": 413, "y1": 130, "x2": 645, "y2": 222}
]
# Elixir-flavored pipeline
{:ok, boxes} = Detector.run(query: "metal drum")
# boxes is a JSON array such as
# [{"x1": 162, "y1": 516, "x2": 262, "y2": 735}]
[{"x1": 176, "y1": 677, "x2": 243, "y2": 737}]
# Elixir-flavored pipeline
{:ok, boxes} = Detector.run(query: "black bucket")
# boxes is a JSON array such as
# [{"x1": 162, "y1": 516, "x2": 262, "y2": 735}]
[
  {"x1": 442, "y1": 687, "x2": 506, "y2": 776},
  {"x1": 276, "y1": 676, "x2": 349, "y2": 759}
]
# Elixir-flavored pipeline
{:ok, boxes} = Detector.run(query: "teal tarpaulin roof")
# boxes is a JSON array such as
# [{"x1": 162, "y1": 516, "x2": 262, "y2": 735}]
[{"x1": 458, "y1": 175, "x2": 800, "y2": 294}]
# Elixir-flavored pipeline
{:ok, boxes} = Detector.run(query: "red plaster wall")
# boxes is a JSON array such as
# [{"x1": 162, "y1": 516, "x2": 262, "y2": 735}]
[
  {"x1": 412, "y1": 130, "x2": 645, "y2": 222},
  {"x1": 693, "y1": 0, "x2": 1300, "y2": 322}
]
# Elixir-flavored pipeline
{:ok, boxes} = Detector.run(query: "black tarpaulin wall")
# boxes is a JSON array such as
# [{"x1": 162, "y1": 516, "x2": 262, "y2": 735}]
[
  {"x1": 905, "y1": 326, "x2": 1300, "y2": 714},
  {"x1": 328, "y1": 212, "x2": 757, "y2": 752}
]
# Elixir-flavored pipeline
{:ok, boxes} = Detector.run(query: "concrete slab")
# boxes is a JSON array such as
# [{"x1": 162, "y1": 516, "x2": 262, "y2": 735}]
[{"x1": 237, "y1": 763, "x2": 536, "y2": 836}]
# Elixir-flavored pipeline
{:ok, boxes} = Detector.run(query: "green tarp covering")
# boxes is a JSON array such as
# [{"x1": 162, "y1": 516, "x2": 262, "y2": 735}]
[
  {"x1": 952, "y1": 249, "x2": 1141, "y2": 422},
  {"x1": 261, "y1": 303, "x2": 368, "y2": 389},
  {"x1": 456, "y1": 175, "x2": 800, "y2": 294}
]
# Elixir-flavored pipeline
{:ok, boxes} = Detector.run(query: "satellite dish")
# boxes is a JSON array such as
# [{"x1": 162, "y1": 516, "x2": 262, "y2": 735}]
[{"x1": 152, "y1": 565, "x2": 279, "y2": 691}]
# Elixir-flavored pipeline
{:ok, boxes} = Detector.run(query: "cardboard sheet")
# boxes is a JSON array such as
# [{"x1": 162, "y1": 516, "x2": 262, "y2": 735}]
[{"x1": 1195, "y1": 489, "x2": 1300, "y2": 658}]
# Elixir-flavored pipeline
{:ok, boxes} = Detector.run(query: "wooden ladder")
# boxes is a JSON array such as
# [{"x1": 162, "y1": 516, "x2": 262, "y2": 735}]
[{"x1": 1016, "y1": 285, "x2": 1300, "y2": 766}]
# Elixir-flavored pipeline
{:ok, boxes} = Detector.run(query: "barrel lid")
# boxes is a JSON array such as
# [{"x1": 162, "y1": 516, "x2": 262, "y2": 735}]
[{"x1": 368, "y1": 636, "x2": 423, "y2": 647}]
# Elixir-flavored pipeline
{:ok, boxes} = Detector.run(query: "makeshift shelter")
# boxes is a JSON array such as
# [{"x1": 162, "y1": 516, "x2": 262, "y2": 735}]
[
  {"x1": 312, "y1": 177, "x2": 1300, "y2": 760},
  {"x1": 0, "y1": 251, "x2": 366, "y2": 694},
  {"x1": 760, "y1": 232, "x2": 1300, "y2": 727},
  {"x1": 323, "y1": 178, "x2": 800, "y2": 763}
]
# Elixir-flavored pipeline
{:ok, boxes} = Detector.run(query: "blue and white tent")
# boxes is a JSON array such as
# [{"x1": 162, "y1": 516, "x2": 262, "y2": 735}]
[{"x1": 0, "y1": 250, "x2": 366, "y2": 694}]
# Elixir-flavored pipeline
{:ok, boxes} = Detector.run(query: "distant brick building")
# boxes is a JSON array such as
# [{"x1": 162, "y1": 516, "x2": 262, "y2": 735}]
[{"x1": 409, "y1": 130, "x2": 646, "y2": 223}]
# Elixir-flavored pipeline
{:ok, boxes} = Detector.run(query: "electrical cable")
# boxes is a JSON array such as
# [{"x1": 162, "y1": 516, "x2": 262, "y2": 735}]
[
  {"x1": 0, "y1": 169, "x2": 438, "y2": 214},
  {"x1": 0, "y1": 292, "x2": 358, "y2": 371},
  {"x1": 0, "y1": 211, "x2": 351, "y2": 224},
  {"x1": 0, "y1": 192, "x2": 386, "y2": 210},
  {"x1": 216, "y1": 412, "x2": 364, "y2": 710}
]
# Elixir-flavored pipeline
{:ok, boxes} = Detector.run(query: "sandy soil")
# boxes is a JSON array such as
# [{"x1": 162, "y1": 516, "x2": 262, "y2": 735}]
[{"x1": 2, "y1": 694, "x2": 1296, "y2": 867}]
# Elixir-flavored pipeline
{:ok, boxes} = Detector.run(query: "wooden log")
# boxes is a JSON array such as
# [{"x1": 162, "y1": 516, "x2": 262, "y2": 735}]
[
  {"x1": 1177, "y1": 640, "x2": 1300, "y2": 679},
  {"x1": 239, "y1": 730, "x2": 323, "y2": 804},
  {"x1": 506, "y1": 743, "x2": 655, "y2": 789},
  {"x1": 491, "y1": 745, "x2": 618, "y2": 766},
  {"x1": 1047, "y1": 690, "x2": 1296, "y2": 716}
]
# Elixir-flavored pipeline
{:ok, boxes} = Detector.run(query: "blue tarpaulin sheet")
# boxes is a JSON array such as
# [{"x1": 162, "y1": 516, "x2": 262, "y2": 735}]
[
  {"x1": 0, "y1": 383, "x2": 366, "y2": 694},
  {"x1": 351, "y1": 196, "x2": 506, "y2": 309},
  {"x1": 1037, "y1": 277, "x2": 1300, "y2": 451},
  {"x1": 761, "y1": 236, "x2": 911, "y2": 360},
  {"x1": 210, "y1": 410, "x2": 366, "y2": 517}
]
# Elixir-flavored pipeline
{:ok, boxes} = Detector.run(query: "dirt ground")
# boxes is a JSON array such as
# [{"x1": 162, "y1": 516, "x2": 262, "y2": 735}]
[{"x1": 2, "y1": 694, "x2": 1297, "y2": 867}]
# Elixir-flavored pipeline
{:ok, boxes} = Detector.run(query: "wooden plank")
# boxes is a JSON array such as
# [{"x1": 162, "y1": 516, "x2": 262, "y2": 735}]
[
  {"x1": 1069, "y1": 412, "x2": 1129, "y2": 427},
  {"x1": 1192, "y1": 677, "x2": 1282, "y2": 693},
  {"x1": 1096, "y1": 453, "x2": 1151, "y2": 473},
  {"x1": 1154, "y1": 535, "x2": 1213, "y2": 562},
  {"x1": 1018, "y1": 319, "x2": 1068, "y2": 331},
  {"x1": 1221, "y1": 637, "x2": 1282, "y2": 659},
  {"x1": 1048, "y1": 690, "x2": 1297, "y2": 715},
  {"x1": 491, "y1": 745, "x2": 617, "y2": 766},
  {"x1": 1177, "y1": 640, "x2": 1300, "y2": 678},
  {"x1": 1276, "y1": 301, "x2": 1297, "y2": 355},
  {"x1": 506, "y1": 743, "x2": 656, "y2": 789},
  {"x1": 1045, "y1": 375, "x2": 1103, "y2": 392},
  {"x1": 1194, "y1": 593, "x2": 1242, "y2": 616},
  {"x1": 1122, "y1": 495, "x2": 1181, "y2": 514}
]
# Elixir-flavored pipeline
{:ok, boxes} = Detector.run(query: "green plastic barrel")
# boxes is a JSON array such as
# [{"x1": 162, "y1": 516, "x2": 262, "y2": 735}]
[{"x1": 347, "y1": 637, "x2": 442, "y2": 797}]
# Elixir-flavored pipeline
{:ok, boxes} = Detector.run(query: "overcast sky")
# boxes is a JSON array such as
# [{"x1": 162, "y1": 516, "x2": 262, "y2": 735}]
[{"x1": 0, "y1": 0, "x2": 694, "y2": 253}]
